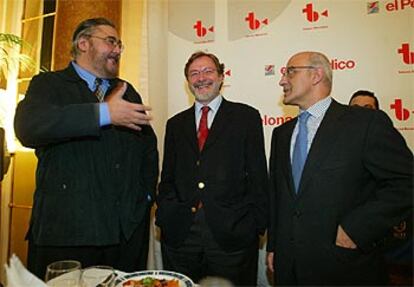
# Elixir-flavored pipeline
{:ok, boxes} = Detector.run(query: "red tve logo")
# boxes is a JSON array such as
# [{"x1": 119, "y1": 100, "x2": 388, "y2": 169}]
[
  {"x1": 245, "y1": 12, "x2": 269, "y2": 30},
  {"x1": 397, "y1": 43, "x2": 414, "y2": 64},
  {"x1": 193, "y1": 20, "x2": 214, "y2": 38},
  {"x1": 302, "y1": 3, "x2": 328, "y2": 22},
  {"x1": 390, "y1": 99, "x2": 412, "y2": 121}
]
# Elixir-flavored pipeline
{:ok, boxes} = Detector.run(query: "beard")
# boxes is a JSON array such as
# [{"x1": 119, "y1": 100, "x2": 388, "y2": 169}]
[
  {"x1": 90, "y1": 48, "x2": 119, "y2": 79},
  {"x1": 189, "y1": 79, "x2": 222, "y2": 103}
]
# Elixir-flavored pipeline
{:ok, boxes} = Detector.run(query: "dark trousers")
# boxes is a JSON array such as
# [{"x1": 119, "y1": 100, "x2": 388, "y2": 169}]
[
  {"x1": 28, "y1": 211, "x2": 150, "y2": 280},
  {"x1": 274, "y1": 254, "x2": 388, "y2": 286},
  {"x1": 161, "y1": 208, "x2": 259, "y2": 286}
]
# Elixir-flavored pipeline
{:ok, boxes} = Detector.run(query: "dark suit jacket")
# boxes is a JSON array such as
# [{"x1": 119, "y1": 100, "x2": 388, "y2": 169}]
[
  {"x1": 268, "y1": 100, "x2": 413, "y2": 285},
  {"x1": 14, "y1": 64, "x2": 158, "y2": 246},
  {"x1": 156, "y1": 98, "x2": 268, "y2": 252}
]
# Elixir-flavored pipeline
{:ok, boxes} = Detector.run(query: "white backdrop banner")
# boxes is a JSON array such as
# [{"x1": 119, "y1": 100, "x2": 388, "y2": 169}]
[{"x1": 167, "y1": 0, "x2": 414, "y2": 154}]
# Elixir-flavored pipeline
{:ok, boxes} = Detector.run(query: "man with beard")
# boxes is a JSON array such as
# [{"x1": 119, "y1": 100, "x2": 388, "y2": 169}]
[
  {"x1": 266, "y1": 51, "x2": 413, "y2": 285},
  {"x1": 156, "y1": 51, "x2": 268, "y2": 285},
  {"x1": 14, "y1": 18, "x2": 158, "y2": 279}
]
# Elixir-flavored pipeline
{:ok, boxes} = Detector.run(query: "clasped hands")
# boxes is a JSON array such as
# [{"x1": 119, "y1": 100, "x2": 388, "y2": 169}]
[{"x1": 106, "y1": 81, "x2": 152, "y2": 131}]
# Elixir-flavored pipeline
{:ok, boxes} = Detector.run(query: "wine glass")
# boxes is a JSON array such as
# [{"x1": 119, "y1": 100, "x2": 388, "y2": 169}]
[
  {"x1": 45, "y1": 260, "x2": 82, "y2": 287},
  {"x1": 80, "y1": 265, "x2": 115, "y2": 287}
]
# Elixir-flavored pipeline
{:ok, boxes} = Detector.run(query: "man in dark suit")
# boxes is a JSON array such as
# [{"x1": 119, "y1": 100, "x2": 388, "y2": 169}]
[
  {"x1": 349, "y1": 90, "x2": 413, "y2": 285},
  {"x1": 156, "y1": 51, "x2": 268, "y2": 285},
  {"x1": 266, "y1": 51, "x2": 413, "y2": 285},
  {"x1": 14, "y1": 18, "x2": 158, "y2": 279}
]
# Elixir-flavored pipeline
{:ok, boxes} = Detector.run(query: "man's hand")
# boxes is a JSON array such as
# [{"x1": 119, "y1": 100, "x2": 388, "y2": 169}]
[
  {"x1": 266, "y1": 252, "x2": 274, "y2": 273},
  {"x1": 106, "y1": 81, "x2": 153, "y2": 131},
  {"x1": 336, "y1": 225, "x2": 357, "y2": 249}
]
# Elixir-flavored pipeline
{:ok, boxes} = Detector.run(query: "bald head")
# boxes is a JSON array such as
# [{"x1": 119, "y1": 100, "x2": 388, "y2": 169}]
[
  {"x1": 295, "y1": 51, "x2": 332, "y2": 87},
  {"x1": 279, "y1": 51, "x2": 333, "y2": 109}
]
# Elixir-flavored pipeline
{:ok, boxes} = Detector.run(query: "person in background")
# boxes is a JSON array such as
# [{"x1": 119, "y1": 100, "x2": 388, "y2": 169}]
[
  {"x1": 349, "y1": 89, "x2": 379, "y2": 110},
  {"x1": 266, "y1": 51, "x2": 413, "y2": 285},
  {"x1": 349, "y1": 90, "x2": 413, "y2": 286},
  {"x1": 156, "y1": 51, "x2": 268, "y2": 286},
  {"x1": 14, "y1": 17, "x2": 158, "y2": 279}
]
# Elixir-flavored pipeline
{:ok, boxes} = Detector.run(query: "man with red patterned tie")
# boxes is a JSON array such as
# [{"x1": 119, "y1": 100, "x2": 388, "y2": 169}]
[{"x1": 156, "y1": 51, "x2": 268, "y2": 286}]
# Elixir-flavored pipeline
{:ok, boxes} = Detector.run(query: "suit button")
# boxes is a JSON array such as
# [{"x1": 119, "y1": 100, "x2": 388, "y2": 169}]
[
  {"x1": 191, "y1": 207, "x2": 197, "y2": 213},
  {"x1": 198, "y1": 182, "x2": 205, "y2": 189},
  {"x1": 196, "y1": 160, "x2": 200, "y2": 166}
]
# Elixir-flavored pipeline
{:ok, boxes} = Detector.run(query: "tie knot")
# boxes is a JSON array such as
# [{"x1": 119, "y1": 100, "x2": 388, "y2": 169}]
[
  {"x1": 299, "y1": 111, "x2": 311, "y2": 124},
  {"x1": 94, "y1": 78, "x2": 103, "y2": 88},
  {"x1": 201, "y1": 106, "x2": 210, "y2": 114}
]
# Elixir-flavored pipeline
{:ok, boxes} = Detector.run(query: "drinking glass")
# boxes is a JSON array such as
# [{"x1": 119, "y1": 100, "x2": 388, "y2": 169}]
[
  {"x1": 80, "y1": 265, "x2": 115, "y2": 287},
  {"x1": 45, "y1": 260, "x2": 81, "y2": 287}
]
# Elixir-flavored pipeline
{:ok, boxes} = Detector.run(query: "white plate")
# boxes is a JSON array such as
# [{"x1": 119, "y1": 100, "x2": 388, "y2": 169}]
[{"x1": 114, "y1": 270, "x2": 194, "y2": 287}]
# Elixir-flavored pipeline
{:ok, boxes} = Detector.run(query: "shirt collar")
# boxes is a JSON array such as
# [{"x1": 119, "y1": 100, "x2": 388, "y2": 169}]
[
  {"x1": 71, "y1": 61, "x2": 109, "y2": 91},
  {"x1": 195, "y1": 95, "x2": 223, "y2": 114},
  {"x1": 300, "y1": 96, "x2": 332, "y2": 119}
]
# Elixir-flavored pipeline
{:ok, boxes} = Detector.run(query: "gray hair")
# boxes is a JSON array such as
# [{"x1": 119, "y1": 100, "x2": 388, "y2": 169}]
[{"x1": 308, "y1": 52, "x2": 332, "y2": 88}]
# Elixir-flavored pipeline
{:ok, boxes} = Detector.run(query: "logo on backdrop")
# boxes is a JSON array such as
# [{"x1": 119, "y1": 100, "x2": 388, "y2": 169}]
[
  {"x1": 243, "y1": 11, "x2": 269, "y2": 38},
  {"x1": 303, "y1": 3, "x2": 328, "y2": 22},
  {"x1": 302, "y1": 3, "x2": 329, "y2": 31},
  {"x1": 331, "y1": 58, "x2": 356, "y2": 70},
  {"x1": 222, "y1": 69, "x2": 232, "y2": 88},
  {"x1": 398, "y1": 43, "x2": 414, "y2": 64},
  {"x1": 397, "y1": 43, "x2": 414, "y2": 74},
  {"x1": 278, "y1": 58, "x2": 356, "y2": 76},
  {"x1": 193, "y1": 20, "x2": 214, "y2": 38},
  {"x1": 265, "y1": 65, "x2": 275, "y2": 76},
  {"x1": 245, "y1": 12, "x2": 269, "y2": 30},
  {"x1": 385, "y1": 0, "x2": 414, "y2": 11},
  {"x1": 391, "y1": 99, "x2": 413, "y2": 121},
  {"x1": 390, "y1": 99, "x2": 414, "y2": 131},
  {"x1": 368, "y1": 0, "x2": 414, "y2": 13},
  {"x1": 262, "y1": 115, "x2": 293, "y2": 127},
  {"x1": 367, "y1": 1, "x2": 380, "y2": 13}
]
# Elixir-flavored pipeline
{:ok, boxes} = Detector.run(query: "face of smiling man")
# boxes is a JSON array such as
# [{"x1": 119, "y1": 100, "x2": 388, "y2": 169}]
[{"x1": 187, "y1": 56, "x2": 224, "y2": 104}]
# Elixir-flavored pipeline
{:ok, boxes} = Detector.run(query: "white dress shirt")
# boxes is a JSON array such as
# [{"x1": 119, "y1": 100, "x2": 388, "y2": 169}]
[
  {"x1": 195, "y1": 95, "x2": 223, "y2": 130},
  {"x1": 290, "y1": 96, "x2": 332, "y2": 162}
]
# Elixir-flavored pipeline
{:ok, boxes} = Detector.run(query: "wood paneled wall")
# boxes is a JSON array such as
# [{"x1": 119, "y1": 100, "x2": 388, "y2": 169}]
[
  {"x1": 54, "y1": 0, "x2": 122, "y2": 71},
  {"x1": 9, "y1": 151, "x2": 37, "y2": 266}
]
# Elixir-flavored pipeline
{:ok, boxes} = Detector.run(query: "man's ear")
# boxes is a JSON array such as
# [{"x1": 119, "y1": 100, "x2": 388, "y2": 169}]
[
  {"x1": 312, "y1": 67, "x2": 324, "y2": 85},
  {"x1": 218, "y1": 73, "x2": 224, "y2": 82},
  {"x1": 77, "y1": 37, "x2": 89, "y2": 53}
]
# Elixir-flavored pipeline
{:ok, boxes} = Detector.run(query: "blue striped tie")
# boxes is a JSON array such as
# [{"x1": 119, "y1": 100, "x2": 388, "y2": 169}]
[{"x1": 292, "y1": 111, "x2": 311, "y2": 192}]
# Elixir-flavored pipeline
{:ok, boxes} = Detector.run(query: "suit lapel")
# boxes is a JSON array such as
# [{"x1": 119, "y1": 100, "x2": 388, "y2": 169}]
[
  {"x1": 183, "y1": 105, "x2": 199, "y2": 154},
  {"x1": 202, "y1": 98, "x2": 231, "y2": 152},
  {"x1": 298, "y1": 100, "x2": 347, "y2": 195},
  {"x1": 280, "y1": 119, "x2": 297, "y2": 197}
]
